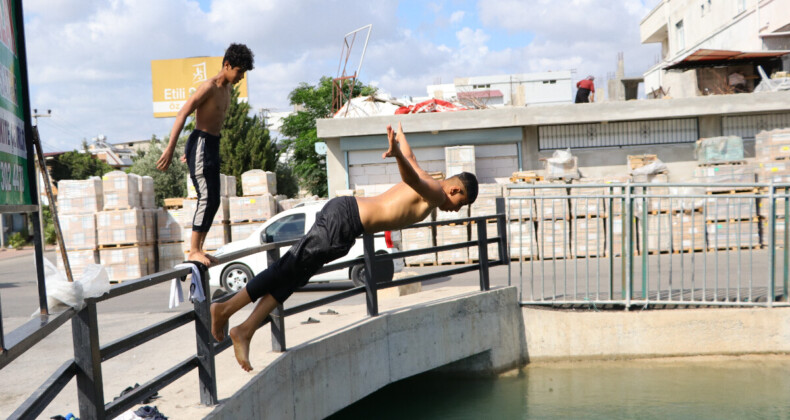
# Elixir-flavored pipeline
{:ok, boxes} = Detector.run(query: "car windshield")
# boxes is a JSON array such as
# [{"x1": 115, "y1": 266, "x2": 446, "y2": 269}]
[{"x1": 263, "y1": 213, "x2": 306, "y2": 243}]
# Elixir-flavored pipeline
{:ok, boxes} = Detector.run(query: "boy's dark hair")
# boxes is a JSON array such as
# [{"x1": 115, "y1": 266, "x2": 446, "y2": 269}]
[
  {"x1": 223, "y1": 43, "x2": 255, "y2": 72},
  {"x1": 454, "y1": 172, "x2": 478, "y2": 204}
]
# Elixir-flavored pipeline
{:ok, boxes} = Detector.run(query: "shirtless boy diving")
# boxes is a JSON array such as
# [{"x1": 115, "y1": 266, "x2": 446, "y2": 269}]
[
  {"x1": 156, "y1": 43, "x2": 254, "y2": 267},
  {"x1": 211, "y1": 122, "x2": 479, "y2": 371}
]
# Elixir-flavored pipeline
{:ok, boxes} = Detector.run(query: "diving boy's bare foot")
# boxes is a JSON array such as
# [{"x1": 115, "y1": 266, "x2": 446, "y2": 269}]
[
  {"x1": 230, "y1": 326, "x2": 253, "y2": 372},
  {"x1": 188, "y1": 251, "x2": 212, "y2": 267},
  {"x1": 205, "y1": 253, "x2": 220, "y2": 264},
  {"x1": 210, "y1": 303, "x2": 227, "y2": 342}
]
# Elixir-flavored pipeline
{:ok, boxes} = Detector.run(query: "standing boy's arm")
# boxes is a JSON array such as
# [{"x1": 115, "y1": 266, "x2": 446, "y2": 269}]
[
  {"x1": 383, "y1": 124, "x2": 446, "y2": 206},
  {"x1": 156, "y1": 82, "x2": 213, "y2": 171}
]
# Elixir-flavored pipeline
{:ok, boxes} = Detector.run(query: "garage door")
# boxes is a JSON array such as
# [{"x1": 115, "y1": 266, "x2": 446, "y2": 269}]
[{"x1": 722, "y1": 112, "x2": 790, "y2": 140}]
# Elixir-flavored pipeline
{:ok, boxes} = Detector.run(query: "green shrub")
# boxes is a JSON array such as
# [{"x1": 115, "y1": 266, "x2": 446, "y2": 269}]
[{"x1": 8, "y1": 232, "x2": 27, "y2": 249}]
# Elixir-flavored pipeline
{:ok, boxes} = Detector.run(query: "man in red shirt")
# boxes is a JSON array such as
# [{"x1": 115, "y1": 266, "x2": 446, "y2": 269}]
[{"x1": 575, "y1": 76, "x2": 595, "y2": 103}]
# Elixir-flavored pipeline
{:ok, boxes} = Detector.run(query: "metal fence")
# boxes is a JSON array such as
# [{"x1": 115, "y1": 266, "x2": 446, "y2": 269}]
[
  {"x1": 506, "y1": 182, "x2": 790, "y2": 308},
  {"x1": 0, "y1": 212, "x2": 508, "y2": 420}
]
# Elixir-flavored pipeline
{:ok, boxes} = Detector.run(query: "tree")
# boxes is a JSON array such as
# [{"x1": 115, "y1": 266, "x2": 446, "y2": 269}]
[
  {"x1": 128, "y1": 134, "x2": 188, "y2": 206},
  {"x1": 220, "y1": 87, "x2": 279, "y2": 195},
  {"x1": 280, "y1": 76, "x2": 376, "y2": 197},
  {"x1": 49, "y1": 144, "x2": 113, "y2": 184}
]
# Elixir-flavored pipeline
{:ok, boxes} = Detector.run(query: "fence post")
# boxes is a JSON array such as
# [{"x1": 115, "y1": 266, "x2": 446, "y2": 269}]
[
  {"x1": 769, "y1": 182, "x2": 776, "y2": 307},
  {"x1": 496, "y1": 198, "x2": 509, "y2": 265},
  {"x1": 477, "y1": 220, "x2": 490, "y2": 291},
  {"x1": 362, "y1": 233, "x2": 379, "y2": 316},
  {"x1": 72, "y1": 302, "x2": 105, "y2": 419},
  {"x1": 625, "y1": 182, "x2": 633, "y2": 309},
  {"x1": 193, "y1": 265, "x2": 217, "y2": 405},
  {"x1": 268, "y1": 246, "x2": 286, "y2": 351}
]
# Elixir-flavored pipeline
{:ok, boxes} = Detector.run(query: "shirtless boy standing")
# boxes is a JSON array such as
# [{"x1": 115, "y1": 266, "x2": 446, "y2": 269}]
[
  {"x1": 210, "y1": 122, "x2": 479, "y2": 371},
  {"x1": 156, "y1": 43, "x2": 254, "y2": 266}
]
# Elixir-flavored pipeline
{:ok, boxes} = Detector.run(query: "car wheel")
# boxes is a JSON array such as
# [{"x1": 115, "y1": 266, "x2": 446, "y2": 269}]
[
  {"x1": 222, "y1": 263, "x2": 253, "y2": 293},
  {"x1": 350, "y1": 255, "x2": 394, "y2": 287}
]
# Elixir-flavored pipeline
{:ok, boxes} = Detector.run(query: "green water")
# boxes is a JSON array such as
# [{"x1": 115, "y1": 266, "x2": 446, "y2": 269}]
[{"x1": 329, "y1": 358, "x2": 790, "y2": 420}]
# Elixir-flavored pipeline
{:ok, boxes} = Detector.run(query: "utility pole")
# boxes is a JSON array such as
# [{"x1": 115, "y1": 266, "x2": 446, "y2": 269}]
[{"x1": 32, "y1": 109, "x2": 51, "y2": 250}]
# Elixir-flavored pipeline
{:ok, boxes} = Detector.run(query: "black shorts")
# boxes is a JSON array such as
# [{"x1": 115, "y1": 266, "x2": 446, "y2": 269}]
[
  {"x1": 185, "y1": 130, "x2": 221, "y2": 233},
  {"x1": 245, "y1": 196, "x2": 365, "y2": 303}
]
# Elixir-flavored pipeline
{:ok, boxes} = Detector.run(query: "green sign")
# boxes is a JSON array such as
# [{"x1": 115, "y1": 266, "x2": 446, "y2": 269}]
[{"x1": 0, "y1": 0, "x2": 29, "y2": 206}]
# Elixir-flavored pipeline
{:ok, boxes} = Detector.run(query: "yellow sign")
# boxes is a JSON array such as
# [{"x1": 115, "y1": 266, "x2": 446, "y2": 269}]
[{"x1": 150, "y1": 56, "x2": 249, "y2": 118}]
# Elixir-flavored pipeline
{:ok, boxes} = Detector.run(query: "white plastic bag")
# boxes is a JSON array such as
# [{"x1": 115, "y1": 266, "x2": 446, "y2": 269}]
[
  {"x1": 631, "y1": 159, "x2": 668, "y2": 176},
  {"x1": 43, "y1": 258, "x2": 84, "y2": 311},
  {"x1": 41, "y1": 258, "x2": 110, "y2": 312},
  {"x1": 547, "y1": 149, "x2": 573, "y2": 164}
]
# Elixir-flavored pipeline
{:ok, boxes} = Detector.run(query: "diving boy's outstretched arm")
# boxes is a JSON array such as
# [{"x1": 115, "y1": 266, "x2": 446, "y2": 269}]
[{"x1": 383, "y1": 123, "x2": 446, "y2": 206}]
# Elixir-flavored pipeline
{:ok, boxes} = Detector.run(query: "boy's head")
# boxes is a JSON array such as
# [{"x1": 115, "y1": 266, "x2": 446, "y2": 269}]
[
  {"x1": 439, "y1": 172, "x2": 478, "y2": 212},
  {"x1": 222, "y1": 43, "x2": 255, "y2": 84}
]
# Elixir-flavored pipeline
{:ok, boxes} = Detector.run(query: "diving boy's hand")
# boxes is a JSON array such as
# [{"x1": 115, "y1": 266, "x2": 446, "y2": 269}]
[{"x1": 383, "y1": 123, "x2": 404, "y2": 159}]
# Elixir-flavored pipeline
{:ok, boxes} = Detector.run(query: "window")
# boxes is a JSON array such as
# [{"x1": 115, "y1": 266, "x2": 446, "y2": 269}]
[
  {"x1": 675, "y1": 20, "x2": 685, "y2": 51},
  {"x1": 472, "y1": 84, "x2": 491, "y2": 89},
  {"x1": 263, "y1": 213, "x2": 305, "y2": 243},
  {"x1": 542, "y1": 80, "x2": 557, "y2": 84}
]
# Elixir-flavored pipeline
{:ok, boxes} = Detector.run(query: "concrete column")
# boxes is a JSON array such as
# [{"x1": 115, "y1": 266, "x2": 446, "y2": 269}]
[
  {"x1": 325, "y1": 137, "x2": 345, "y2": 198},
  {"x1": 522, "y1": 126, "x2": 541, "y2": 171},
  {"x1": 698, "y1": 115, "x2": 722, "y2": 138}
]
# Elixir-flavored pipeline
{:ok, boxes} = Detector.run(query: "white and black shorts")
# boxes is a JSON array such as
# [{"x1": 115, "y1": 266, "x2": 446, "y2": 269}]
[{"x1": 185, "y1": 129, "x2": 221, "y2": 233}]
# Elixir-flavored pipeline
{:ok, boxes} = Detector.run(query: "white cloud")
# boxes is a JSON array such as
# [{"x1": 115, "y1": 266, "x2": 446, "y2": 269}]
[{"x1": 449, "y1": 10, "x2": 465, "y2": 24}]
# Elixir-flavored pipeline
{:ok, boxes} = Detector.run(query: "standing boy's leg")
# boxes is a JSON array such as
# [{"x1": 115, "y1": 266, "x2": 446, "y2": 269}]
[{"x1": 186, "y1": 131, "x2": 222, "y2": 265}]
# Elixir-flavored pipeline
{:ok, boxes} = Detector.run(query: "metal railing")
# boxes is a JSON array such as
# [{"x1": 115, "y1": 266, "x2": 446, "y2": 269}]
[
  {"x1": 507, "y1": 182, "x2": 790, "y2": 308},
  {"x1": 1, "y1": 209, "x2": 508, "y2": 419}
]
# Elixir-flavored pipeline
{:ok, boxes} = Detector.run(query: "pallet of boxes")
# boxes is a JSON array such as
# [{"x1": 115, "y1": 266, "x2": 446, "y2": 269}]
[
  {"x1": 229, "y1": 170, "x2": 277, "y2": 241},
  {"x1": 96, "y1": 172, "x2": 158, "y2": 282},
  {"x1": 55, "y1": 178, "x2": 103, "y2": 278},
  {"x1": 535, "y1": 150, "x2": 579, "y2": 260},
  {"x1": 469, "y1": 183, "x2": 504, "y2": 262},
  {"x1": 569, "y1": 179, "x2": 606, "y2": 258},
  {"x1": 756, "y1": 128, "x2": 790, "y2": 249},
  {"x1": 177, "y1": 173, "x2": 235, "y2": 259},
  {"x1": 694, "y1": 136, "x2": 760, "y2": 251},
  {"x1": 505, "y1": 172, "x2": 539, "y2": 262}
]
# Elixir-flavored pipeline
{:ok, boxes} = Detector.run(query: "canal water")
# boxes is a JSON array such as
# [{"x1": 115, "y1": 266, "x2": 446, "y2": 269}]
[{"x1": 329, "y1": 356, "x2": 790, "y2": 419}]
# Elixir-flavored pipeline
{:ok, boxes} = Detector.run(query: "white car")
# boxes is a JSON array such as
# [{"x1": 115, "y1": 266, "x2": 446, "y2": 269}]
[{"x1": 209, "y1": 200, "x2": 404, "y2": 293}]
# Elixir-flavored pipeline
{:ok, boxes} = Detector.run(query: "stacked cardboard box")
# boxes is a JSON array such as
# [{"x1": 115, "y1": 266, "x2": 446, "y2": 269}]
[
  {"x1": 57, "y1": 178, "x2": 103, "y2": 214},
  {"x1": 508, "y1": 221, "x2": 538, "y2": 260},
  {"x1": 633, "y1": 173, "x2": 671, "y2": 213},
  {"x1": 229, "y1": 195, "x2": 275, "y2": 223},
  {"x1": 706, "y1": 220, "x2": 760, "y2": 250},
  {"x1": 693, "y1": 165, "x2": 756, "y2": 192},
  {"x1": 241, "y1": 170, "x2": 277, "y2": 196},
  {"x1": 100, "y1": 245, "x2": 155, "y2": 282},
  {"x1": 672, "y1": 213, "x2": 705, "y2": 252},
  {"x1": 469, "y1": 221, "x2": 500, "y2": 261},
  {"x1": 756, "y1": 129, "x2": 790, "y2": 248},
  {"x1": 436, "y1": 224, "x2": 469, "y2": 263},
  {"x1": 470, "y1": 184, "x2": 503, "y2": 218},
  {"x1": 157, "y1": 209, "x2": 185, "y2": 244},
  {"x1": 608, "y1": 217, "x2": 630, "y2": 256},
  {"x1": 445, "y1": 145, "x2": 475, "y2": 178},
  {"x1": 437, "y1": 204, "x2": 469, "y2": 223},
  {"x1": 58, "y1": 213, "x2": 98, "y2": 251},
  {"x1": 56, "y1": 249, "x2": 99, "y2": 278},
  {"x1": 704, "y1": 196, "x2": 757, "y2": 221},
  {"x1": 570, "y1": 182, "x2": 606, "y2": 217},
  {"x1": 637, "y1": 213, "x2": 671, "y2": 253},
  {"x1": 571, "y1": 218, "x2": 605, "y2": 257},
  {"x1": 230, "y1": 222, "x2": 265, "y2": 241},
  {"x1": 505, "y1": 184, "x2": 536, "y2": 220},
  {"x1": 103, "y1": 171, "x2": 140, "y2": 210},
  {"x1": 158, "y1": 242, "x2": 184, "y2": 271},
  {"x1": 97, "y1": 209, "x2": 148, "y2": 246},
  {"x1": 139, "y1": 175, "x2": 156, "y2": 209},
  {"x1": 534, "y1": 181, "x2": 569, "y2": 220},
  {"x1": 537, "y1": 219, "x2": 570, "y2": 259},
  {"x1": 761, "y1": 217, "x2": 786, "y2": 247},
  {"x1": 402, "y1": 211, "x2": 436, "y2": 266}
]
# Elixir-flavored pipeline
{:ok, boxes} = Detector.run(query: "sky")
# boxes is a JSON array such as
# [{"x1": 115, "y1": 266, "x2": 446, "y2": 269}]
[{"x1": 22, "y1": 0, "x2": 662, "y2": 153}]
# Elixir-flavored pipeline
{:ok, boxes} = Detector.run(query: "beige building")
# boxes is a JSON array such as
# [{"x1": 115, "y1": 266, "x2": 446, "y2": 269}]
[{"x1": 640, "y1": 0, "x2": 790, "y2": 98}]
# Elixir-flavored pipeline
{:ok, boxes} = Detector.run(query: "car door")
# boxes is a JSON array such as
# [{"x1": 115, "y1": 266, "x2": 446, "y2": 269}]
[{"x1": 262, "y1": 213, "x2": 306, "y2": 258}]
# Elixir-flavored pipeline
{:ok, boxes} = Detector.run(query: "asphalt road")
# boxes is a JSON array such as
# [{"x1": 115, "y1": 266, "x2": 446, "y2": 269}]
[{"x1": 0, "y1": 251, "x2": 512, "y2": 319}]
